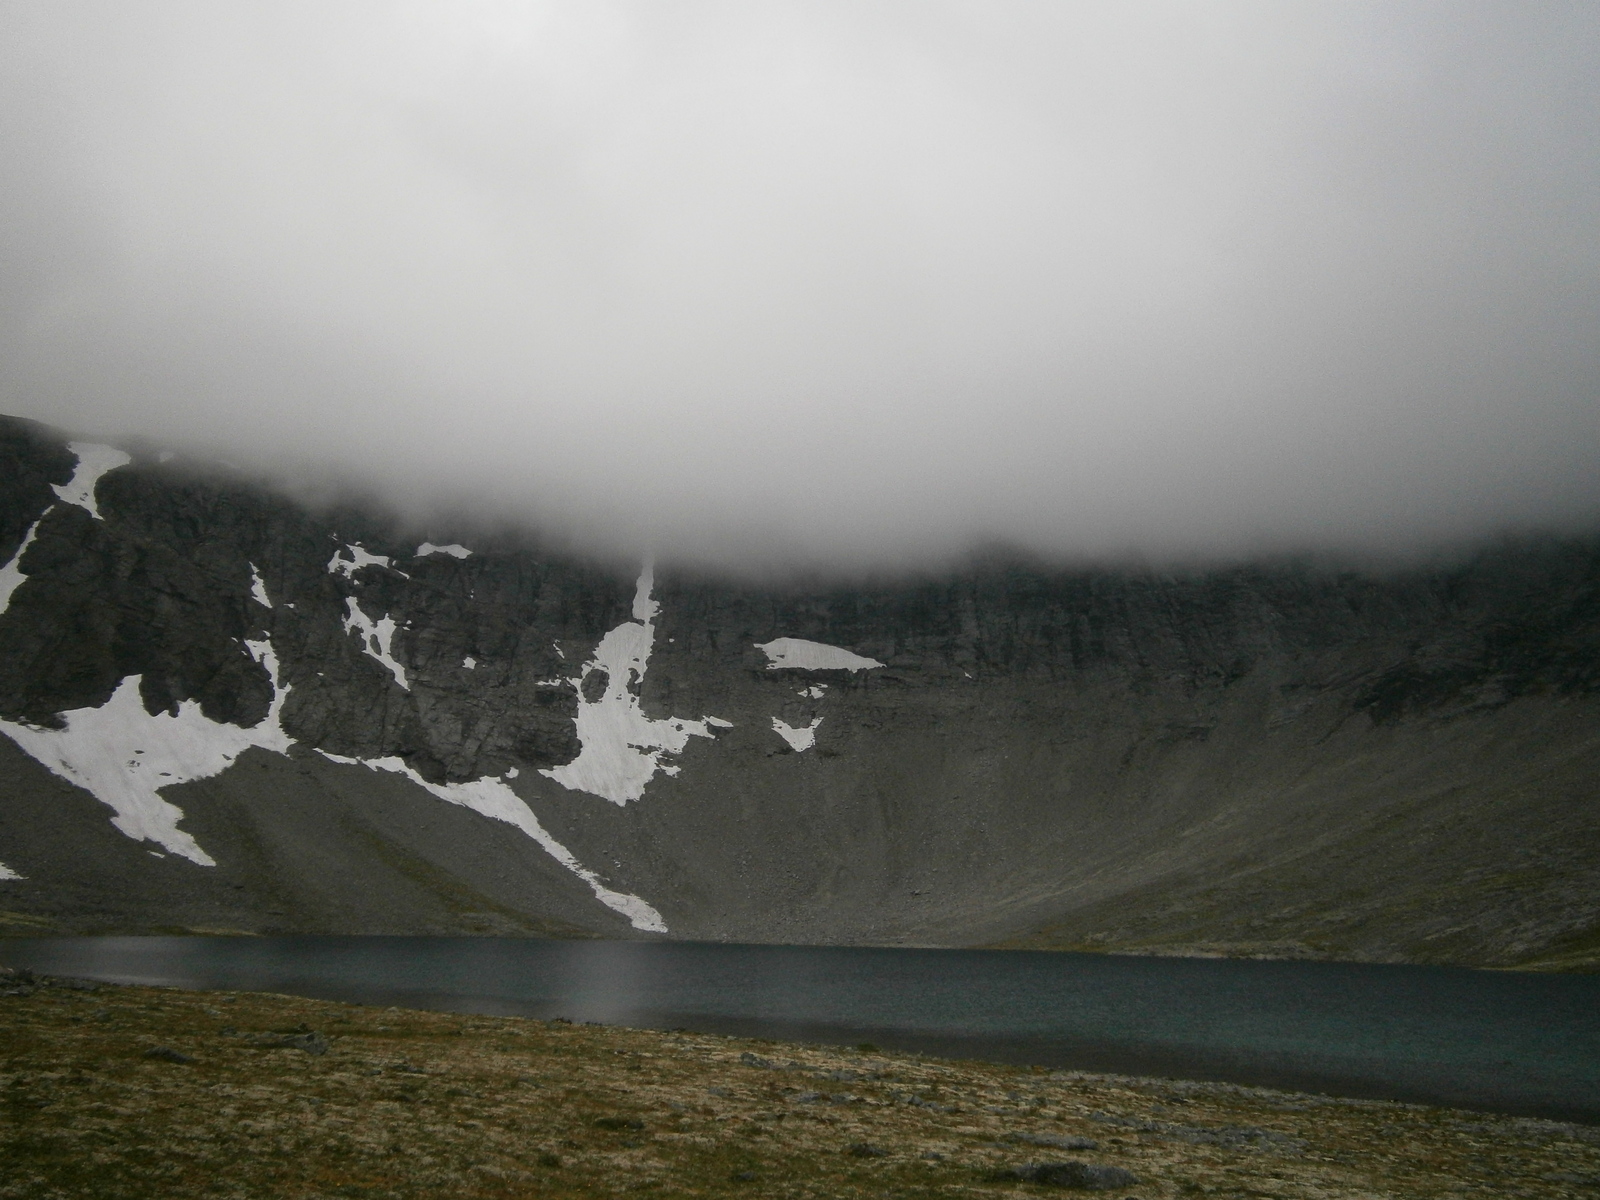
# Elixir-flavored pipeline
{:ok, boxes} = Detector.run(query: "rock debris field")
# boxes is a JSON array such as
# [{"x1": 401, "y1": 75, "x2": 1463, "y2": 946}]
[{"x1": 2, "y1": 967, "x2": 1598, "y2": 1199}]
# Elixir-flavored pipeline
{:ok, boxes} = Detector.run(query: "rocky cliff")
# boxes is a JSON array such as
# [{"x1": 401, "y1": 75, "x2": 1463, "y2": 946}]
[{"x1": 1, "y1": 415, "x2": 1596, "y2": 969}]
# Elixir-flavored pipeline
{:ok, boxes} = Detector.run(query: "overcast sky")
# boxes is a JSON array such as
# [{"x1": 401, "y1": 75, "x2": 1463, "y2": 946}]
[{"x1": 1, "y1": 2, "x2": 1596, "y2": 571}]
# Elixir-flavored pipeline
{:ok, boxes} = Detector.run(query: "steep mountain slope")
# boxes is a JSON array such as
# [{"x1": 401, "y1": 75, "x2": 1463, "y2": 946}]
[{"x1": 0, "y1": 415, "x2": 1596, "y2": 968}]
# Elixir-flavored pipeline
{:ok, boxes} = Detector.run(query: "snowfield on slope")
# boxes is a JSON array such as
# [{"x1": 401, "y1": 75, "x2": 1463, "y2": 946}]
[
  {"x1": 1, "y1": 442, "x2": 133, "y2": 615},
  {"x1": 343, "y1": 598, "x2": 410, "y2": 690},
  {"x1": 755, "y1": 638, "x2": 884, "y2": 672},
  {"x1": 541, "y1": 564, "x2": 731, "y2": 806},
  {"x1": 0, "y1": 638, "x2": 294, "y2": 866},
  {"x1": 317, "y1": 753, "x2": 666, "y2": 932},
  {"x1": 328, "y1": 543, "x2": 407, "y2": 580},
  {"x1": 249, "y1": 563, "x2": 272, "y2": 608},
  {"x1": 0, "y1": 519, "x2": 43, "y2": 614},
  {"x1": 772, "y1": 716, "x2": 823, "y2": 751},
  {"x1": 52, "y1": 442, "x2": 131, "y2": 519}
]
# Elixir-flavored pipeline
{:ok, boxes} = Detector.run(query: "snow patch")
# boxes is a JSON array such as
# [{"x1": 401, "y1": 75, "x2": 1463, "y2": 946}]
[
  {"x1": 0, "y1": 861, "x2": 24, "y2": 881},
  {"x1": 52, "y1": 443, "x2": 131, "y2": 520},
  {"x1": 462, "y1": 656, "x2": 477, "y2": 669},
  {"x1": 706, "y1": 716, "x2": 734, "y2": 729},
  {"x1": 342, "y1": 598, "x2": 410, "y2": 690},
  {"x1": 316, "y1": 752, "x2": 665, "y2": 932},
  {"x1": 3, "y1": 443, "x2": 135, "y2": 609},
  {"x1": 0, "y1": 519, "x2": 44, "y2": 615},
  {"x1": 540, "y1": 564, "x2": 728, "y2": 805},
  {"x1": 328, "y1": 543, "x2": 408, "y2": 580},
  {"x1": 416, "y1": 542, "x2": 472, "y2": 559},
  {"x1": 772, "y1": 716, "x2": 822, "y2": 752},
  {"x1": 0, "y1": 638, "x2": 294, "y2": 865},
  {"x1": 799, "y1": 685, "x2": 828, "y2": 699},
  {"x1": 248, "y1": 563, "x2": 272, "y2": 608},
  {"x1": 755, "y1": 638, "x2": 884, "y2": 672},
  {"x1": 631, "y1": 561, "x2": 661, "y2": 620}
]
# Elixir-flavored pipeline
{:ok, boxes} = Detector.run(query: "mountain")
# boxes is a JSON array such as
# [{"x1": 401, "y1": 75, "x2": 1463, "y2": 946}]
[{"x1": 0, "y1": 414, "x2": 1596, "y2": 969}]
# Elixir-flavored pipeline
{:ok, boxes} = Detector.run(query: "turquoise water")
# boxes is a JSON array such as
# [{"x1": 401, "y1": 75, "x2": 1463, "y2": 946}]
[{"x1": 3, "y1": 937, "x2": 1595, "y2": 1122}]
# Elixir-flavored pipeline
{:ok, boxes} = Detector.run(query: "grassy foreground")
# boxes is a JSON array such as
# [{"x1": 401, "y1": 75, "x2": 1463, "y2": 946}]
[{"x1": 2, "y1": 971, "x2": 1597, "y2": 1199}]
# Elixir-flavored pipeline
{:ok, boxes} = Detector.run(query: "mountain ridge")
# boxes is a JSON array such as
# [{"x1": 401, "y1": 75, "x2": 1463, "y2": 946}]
[{"x1": 0, "y1": 414, "x2": 1596, "y2": 969}]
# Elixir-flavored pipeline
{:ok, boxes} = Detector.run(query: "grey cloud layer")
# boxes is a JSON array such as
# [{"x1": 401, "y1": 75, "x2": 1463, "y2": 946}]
[{"x1": 1, "y1": 1, "x2": 1597, "y2": 569}]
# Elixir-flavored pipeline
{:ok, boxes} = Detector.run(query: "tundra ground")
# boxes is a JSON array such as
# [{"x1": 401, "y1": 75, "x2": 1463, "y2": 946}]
[{"x1": 4, "y1": 973, "x2": 1599, "y2": 1198}]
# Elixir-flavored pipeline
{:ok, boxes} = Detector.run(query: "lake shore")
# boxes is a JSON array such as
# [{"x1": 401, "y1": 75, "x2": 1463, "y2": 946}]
[{"x1": 4, "y1": 969, "x2": 1597, "y2": 1199}]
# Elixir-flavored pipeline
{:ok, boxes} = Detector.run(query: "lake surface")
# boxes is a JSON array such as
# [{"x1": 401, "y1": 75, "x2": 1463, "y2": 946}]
[{"x1": 3, "y1": 937, "x2": 1596, "y2": 1123}]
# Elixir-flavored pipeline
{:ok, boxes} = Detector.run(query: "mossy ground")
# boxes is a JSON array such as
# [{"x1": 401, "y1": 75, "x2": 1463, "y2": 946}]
[{"x1": 3, "y1": 974, "x2": 1597, "y2": 1199}]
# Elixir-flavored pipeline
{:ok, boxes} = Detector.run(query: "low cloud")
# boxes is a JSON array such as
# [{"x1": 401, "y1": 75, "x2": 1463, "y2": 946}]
[{"x1": 2, "y1": 2, "x2": 1597, "y2": 572}]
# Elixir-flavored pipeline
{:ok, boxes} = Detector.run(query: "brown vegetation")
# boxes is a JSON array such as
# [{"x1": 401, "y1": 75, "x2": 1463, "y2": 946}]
[{"x1": 3, "y1": 973, "x2": 1598, "y2": 1198}]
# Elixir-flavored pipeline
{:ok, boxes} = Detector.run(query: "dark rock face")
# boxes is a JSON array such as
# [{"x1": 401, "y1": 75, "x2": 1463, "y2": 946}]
[{"x1": 0, "y1": 414, "x2": 1597, "y2": 967}]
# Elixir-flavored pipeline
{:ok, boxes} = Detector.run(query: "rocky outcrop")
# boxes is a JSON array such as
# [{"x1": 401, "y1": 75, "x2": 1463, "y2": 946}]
[{"x1": 0, "y1": 414, "x2": 1596, "y2": 968}]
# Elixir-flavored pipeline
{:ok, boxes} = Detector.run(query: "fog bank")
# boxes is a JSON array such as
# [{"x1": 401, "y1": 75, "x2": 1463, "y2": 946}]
[{"x1": 2, "y1": 2, "x2": 1597, "y2": 571}]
